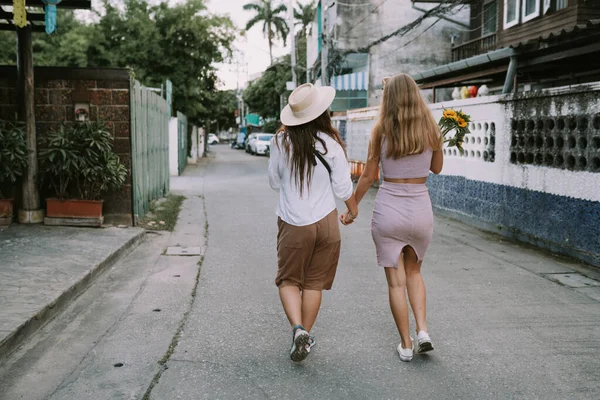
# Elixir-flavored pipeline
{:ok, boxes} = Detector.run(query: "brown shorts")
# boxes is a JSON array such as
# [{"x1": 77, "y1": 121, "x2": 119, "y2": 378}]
[{"x1": 276, "y1": 210, "x2": 341, "y2": 291}]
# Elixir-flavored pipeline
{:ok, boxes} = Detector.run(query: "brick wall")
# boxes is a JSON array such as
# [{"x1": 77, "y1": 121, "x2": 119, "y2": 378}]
[{"x1": 0, "y1": 67, "x2": 133, "y2": 225}]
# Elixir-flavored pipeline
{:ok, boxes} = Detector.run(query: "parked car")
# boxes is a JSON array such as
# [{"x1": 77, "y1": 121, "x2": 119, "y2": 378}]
[
  {"x1": 250, "y1": 133, "x2": 274, "y2": 156},
  {"x1": 245, "y1": 133, "x2": 258, "y2": 153},
  {"x1": 208, "y1": 133, "x2": 219, "y2": 145}
]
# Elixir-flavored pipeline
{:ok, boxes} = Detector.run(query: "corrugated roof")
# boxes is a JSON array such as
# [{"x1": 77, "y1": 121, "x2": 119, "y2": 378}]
[
  {"x1": 510, "y1": 19, "x2": 600, "y2": 49},
  {"x1": 413, "y1": 19, "x2": 600, "y2": 84}
]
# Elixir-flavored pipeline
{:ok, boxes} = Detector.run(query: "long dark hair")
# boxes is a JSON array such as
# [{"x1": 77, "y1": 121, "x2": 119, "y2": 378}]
[{"x1": 277, "y1": 111, "x2": 346, "y2": 196}]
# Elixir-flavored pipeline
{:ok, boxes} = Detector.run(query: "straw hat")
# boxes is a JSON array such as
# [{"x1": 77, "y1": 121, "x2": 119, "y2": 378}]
[{"x1": 280, "y1": 83, "x2": 336, "y2": 126}]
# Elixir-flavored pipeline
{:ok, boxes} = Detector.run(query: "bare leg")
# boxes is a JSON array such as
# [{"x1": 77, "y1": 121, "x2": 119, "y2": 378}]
[
  {"x1": 279, "y1": 285, "x2": 303, "y2": 327},
  {"x1": 404, "y1": 246, "x2": 428, "y2": 333},
  {"x1": 301, "y1": 290, "x2": 322, "y2": 332},
  {"x1": 385, "y1": 255, "x2": 412, "y2": 350}
]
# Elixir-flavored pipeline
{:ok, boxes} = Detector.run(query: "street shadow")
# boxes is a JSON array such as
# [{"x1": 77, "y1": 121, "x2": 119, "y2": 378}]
[{"x1": 411, "y1": 352, "x2": 439, "y2": 367}]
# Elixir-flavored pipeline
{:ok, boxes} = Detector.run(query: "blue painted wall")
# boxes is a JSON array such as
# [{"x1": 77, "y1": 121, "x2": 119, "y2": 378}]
[{"x1": 427, "y1": 174, "x2": 600, "y2": 267}]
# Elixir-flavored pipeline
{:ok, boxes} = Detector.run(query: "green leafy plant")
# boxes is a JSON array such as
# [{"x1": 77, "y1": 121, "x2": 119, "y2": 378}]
[
  {"x1": 0, "y1": 120, "x2": 28, "y2": 199},
  {"x1": 40, "y1": 125, "x2": 80, "y2": 199},
  {"x1": 41, "y1": 122, "x2": 127, "y2": 201},
  {"x1": 75, "y1": 122, "x2": 127, "y2": 200}
]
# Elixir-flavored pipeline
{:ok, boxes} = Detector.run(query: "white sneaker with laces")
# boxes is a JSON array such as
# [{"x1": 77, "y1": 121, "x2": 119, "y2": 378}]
[
  {"x1": 417, "y1": 330, "x2": 434, "y2": 353},
  {"x1": 397, "y1": 337, "x2": 414, "y2": 362}
]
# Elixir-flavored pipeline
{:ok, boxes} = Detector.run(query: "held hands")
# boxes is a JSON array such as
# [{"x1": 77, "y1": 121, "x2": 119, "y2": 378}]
[
  {"x1": 342, "y1": 193, "x2": 359, "y2": 226},
  {"x1": 340, "y1": 209, "x2": 358, "y2": 226}
]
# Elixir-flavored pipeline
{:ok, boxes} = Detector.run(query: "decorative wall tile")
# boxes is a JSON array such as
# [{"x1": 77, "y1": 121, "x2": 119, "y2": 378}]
[{"x1": 428, "y1": 174, "x2": 600, "y2": 267}]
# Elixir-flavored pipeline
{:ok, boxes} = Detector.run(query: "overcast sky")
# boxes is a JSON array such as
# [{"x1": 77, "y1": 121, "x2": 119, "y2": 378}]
[{"x1": 208, "y1": 0, "x2": 294, "y2": 91}]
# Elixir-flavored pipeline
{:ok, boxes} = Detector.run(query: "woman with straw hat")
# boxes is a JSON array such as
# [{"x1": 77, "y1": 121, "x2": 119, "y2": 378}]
[{"x1": 269, "y1": 83, "x2": 358, "y2": 362}]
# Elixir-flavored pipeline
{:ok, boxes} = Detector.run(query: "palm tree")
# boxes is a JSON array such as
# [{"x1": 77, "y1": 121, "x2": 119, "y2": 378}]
[
  {"x1": 243, "y1": 0, "x2": 289, "y2": 65},
  {"x1": 294, "y1": 1, "x2": 316, "y2": 38}
]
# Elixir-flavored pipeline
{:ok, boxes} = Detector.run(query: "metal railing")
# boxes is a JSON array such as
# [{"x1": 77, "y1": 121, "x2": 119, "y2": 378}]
[{"x1": 452, "y1": 33, "x2": 498, "y2": 62}]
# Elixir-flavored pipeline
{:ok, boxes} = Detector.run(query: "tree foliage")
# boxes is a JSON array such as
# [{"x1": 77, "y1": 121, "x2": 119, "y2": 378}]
[
  {"x1": 0, "y1": 11, "x2": 93, "y2": 67},
  {"x1": 243, "y1": 58, "x2": 291, "y2": 120},
  {"x1": 205, "y1": 90, "x2": 238, "y2": 132},
  {"x1": 243, "y1": 0, "x2": 289, "y2": 65},
  {"x1": 0, "y1": 0, "x2": 238, "y2": 128},
  {"x1": 294, "y1": 0, "x2": 315, "y2": 38}
]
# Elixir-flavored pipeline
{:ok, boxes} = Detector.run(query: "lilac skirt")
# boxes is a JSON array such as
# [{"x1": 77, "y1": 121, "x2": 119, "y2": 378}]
[{"x1": 371, "y1": 182, "x2": 433, "y2": 267}]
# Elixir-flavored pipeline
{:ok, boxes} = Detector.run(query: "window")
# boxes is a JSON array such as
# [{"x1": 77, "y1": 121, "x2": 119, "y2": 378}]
[
  {"x1": 544, "y1": 0, "x2": 567, "y2": 14},
  {"x1": 522, "y1": 0, "x2": 540, "y2": 22},
  {"x1": 504, "y1": 0, "x2": 520, "y2": 29},
  {"x1": 330, "y1": 90, "x2": 368, "y2": 112},
  {"x1": 483, "y1": 1, "x2": 498, "y2": 35}
]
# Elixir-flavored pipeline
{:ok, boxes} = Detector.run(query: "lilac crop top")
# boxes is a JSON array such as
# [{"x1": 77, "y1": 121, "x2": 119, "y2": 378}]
[{"x1": 379, "y1": 139, "x2": 433, "y2": 179}]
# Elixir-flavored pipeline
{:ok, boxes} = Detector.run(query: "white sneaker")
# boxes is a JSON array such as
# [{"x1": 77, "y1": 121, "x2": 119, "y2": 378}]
[
  {"x1": 306, "y1": 335, "x2": 315, "y2": 353},
  {"x1": 417, "y1": 330, "x2": 434, "y2": 353},
  {"x1": 290, "y1": 326, "x2": 310, "y2": 362},
  {"x1": 397, "y1": 337, "x2": 414, "y2": 362}
]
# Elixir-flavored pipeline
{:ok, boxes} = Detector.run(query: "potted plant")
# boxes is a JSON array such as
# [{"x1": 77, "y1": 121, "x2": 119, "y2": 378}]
[
  {"x1": 41, "y1": 121, "x2": 127, "y2": 225},
  {"x1": 0, "y1": 120, "x2": 27, "y2": 226}
]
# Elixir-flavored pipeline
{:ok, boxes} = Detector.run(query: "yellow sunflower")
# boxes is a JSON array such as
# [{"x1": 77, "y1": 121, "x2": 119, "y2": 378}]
[
  {"x1": 443, "y1": 109, "x2": 458, "y2": 120},
  {"x1": 457, "y1": 117, "x2": 468, "y2": 128}
]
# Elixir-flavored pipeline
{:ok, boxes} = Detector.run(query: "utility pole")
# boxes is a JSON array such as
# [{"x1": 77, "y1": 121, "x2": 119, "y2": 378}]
[
  {"x1": 234, "y1": 54, "x2": 248, "y2": 134},
  {"x1": 306, "y1": 28, "x2": 311, "y2": 83},
  {"x1": 320, "y1": 0, "x2": 329, "y2": 86},
  {"x1": 17, "y1": 26, "x2": 43, "y2": 224},
  {"x1": 289, "y1": 0, "x2": 297, "y2": 86}
]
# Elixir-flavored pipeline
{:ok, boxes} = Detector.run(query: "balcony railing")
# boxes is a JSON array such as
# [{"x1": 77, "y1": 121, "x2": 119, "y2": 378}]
[{"x1": 451, "y1": 33, "x2": 498, "y2": 62}]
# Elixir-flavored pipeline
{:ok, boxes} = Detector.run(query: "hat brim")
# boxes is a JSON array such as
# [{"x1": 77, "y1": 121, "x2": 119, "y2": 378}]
[{"x1": 280, "y1": 86, "x2": 336, "y2": 127}]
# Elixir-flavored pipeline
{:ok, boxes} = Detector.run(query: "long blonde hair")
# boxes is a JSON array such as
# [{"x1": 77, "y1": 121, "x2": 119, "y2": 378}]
[{"x1": 369, "y1": 73, "x2": 441, "y2": 160}]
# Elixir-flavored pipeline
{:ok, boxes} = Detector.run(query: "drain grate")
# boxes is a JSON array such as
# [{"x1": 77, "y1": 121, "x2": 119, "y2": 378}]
[
  {"x1": 545, "y1": 273, "x2": 600, "y2": 288},
  {"x1": 165, "y1": 246, "x2": 201, "y2": 256}
]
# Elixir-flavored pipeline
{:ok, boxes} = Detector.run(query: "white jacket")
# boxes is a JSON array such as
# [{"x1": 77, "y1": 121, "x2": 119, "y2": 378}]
[{"x1": 268, "y1": 132, "x2": 353, "y2": 226}]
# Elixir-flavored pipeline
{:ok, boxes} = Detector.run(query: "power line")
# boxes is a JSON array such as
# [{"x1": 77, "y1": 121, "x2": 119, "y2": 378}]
[
  {"x1": 341, "y1": 0, "x2": 390, "y2": 36},
  {"x1": 322, "y1": 1, "x2": 469, "y2": 75},
  {"x1": 347, "y1": 0, "x2": 468, "y2": 53},
  {"x1": 334, "y1": 17, "x2": 443, "y2": 72},
  {"x1": 336, "y1": 1, "x2": 375, "y2": 6},
  {"x1": 337, "y1": 4, "x2": 495, "y2": 40}
]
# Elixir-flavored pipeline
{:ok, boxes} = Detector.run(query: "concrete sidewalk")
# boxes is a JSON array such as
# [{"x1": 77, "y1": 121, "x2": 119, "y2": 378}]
[{"x1": 0, "y1": 224, "x2": 144, "y2": 361}]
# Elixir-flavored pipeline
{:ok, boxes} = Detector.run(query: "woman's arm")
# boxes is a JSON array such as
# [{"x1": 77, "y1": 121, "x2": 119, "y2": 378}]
[
  {"x1": 330, "y1": 143, "x2": 359, "y2": 218},
  {"x1": 430, "y1": 149, "x2": 443, "y2": 174},
  {"x1": 354, "y1": 157, "x2": 380, "y2": 206},
  {"x1": 268, "y1": 137, "x2": 281, "y2": 191},
  {"x1": 340, "y1": 157, "x2": 378, "y2": 225}
]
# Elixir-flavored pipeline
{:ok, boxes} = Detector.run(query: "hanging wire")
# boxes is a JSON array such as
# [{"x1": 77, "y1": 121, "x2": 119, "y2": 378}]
[{"x1": 335, "y1": 1, "x2": 376, "y2": 6}]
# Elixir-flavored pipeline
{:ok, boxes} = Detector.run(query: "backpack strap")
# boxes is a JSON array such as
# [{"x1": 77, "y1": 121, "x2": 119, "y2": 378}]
[{"x1": 314, "y1": 151, "x2": 332, "y2": 177}]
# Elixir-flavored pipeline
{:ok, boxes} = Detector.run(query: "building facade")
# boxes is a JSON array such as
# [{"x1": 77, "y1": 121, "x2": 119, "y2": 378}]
[
  {"x1": 413, "y1": 0, "x2": 600, "y2": 97},
  {"x1": 307, "y1": 0, "x2": 470, "y2": 108}
]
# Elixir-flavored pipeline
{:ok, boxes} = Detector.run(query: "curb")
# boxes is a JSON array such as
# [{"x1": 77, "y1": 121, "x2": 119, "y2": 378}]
[{"x1": 0, "y1": 229, "x2": 146, "y2": 363}]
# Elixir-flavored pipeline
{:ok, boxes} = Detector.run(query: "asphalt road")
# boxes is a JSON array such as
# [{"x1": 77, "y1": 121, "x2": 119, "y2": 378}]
[
  {"x1": 2, "y1": 145, "x2": 599, "y2": 400},
  {"x1": 155, "y1": 146, "x2": 600, "y2": 400}
]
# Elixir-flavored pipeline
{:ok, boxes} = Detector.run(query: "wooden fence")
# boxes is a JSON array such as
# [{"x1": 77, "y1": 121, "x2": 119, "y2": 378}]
[{"x1": 130, "y1": 80, "x2": 170, "y2": 223}]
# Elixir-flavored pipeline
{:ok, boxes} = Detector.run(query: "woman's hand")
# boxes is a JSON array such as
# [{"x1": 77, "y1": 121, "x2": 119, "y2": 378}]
[{"x1": 340, "y1": 209, "x2": 358, "y2": 226}]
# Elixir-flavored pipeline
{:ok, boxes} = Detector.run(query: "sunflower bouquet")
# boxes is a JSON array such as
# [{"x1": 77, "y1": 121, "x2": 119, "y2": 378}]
[{"x1": 439, "y1": 109, "x2": 471, "y2": 154}]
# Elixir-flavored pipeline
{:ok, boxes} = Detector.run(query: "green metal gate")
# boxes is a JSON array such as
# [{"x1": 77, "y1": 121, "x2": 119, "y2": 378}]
[{"x1": 130, "y1": 80, "x2": 170, "y2": 224}]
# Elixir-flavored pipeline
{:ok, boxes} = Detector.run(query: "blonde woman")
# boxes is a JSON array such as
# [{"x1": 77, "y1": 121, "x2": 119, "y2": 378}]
[
  {"x1": 269, "y1": 83, "x2": 358, "y2": 362},
  {"x1": 341, "y1": 74, "x2": 443, "y2": 362}
]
